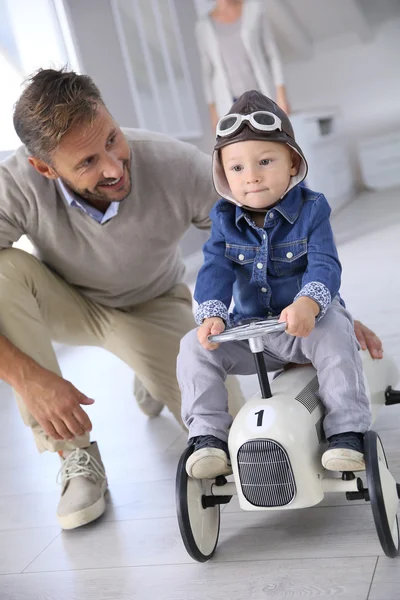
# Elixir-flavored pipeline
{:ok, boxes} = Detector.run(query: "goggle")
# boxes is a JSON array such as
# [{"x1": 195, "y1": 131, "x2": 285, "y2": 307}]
[{"x1": 216, "y1": 111, "x2": 282, "y2": 137}]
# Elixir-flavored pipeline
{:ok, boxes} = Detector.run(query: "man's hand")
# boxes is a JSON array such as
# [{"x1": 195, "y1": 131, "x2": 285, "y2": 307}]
[
  {"x1": 197, "y1": 317, "x2": 225, "y2": 350},
  {"x1": 15, "y1": 367, "x2": 94, "y2": 440},
  {"x1": 354, "y1": 320, "x2": 383, "y2": 359},
  {"x1": 279, "y1": 296, "x2": 320, "y2": 337}
]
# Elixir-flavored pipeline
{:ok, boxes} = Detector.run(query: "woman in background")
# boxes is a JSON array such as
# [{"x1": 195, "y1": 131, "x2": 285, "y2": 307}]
[{"x1": 195, "y1": 0, "x2": 290, "y2": 132}]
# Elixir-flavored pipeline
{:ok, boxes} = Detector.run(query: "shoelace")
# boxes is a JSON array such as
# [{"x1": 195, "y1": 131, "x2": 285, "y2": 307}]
[
  {"x1": 57, "y1": 448, "x2": 106, "y2": 485},
  {"x1": 328, "y1": 433, "x2": 363, "y2": 452}
]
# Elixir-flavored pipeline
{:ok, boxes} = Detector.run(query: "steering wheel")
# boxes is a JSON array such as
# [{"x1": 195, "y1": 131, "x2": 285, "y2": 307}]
[{"x1": 208, "y1": 317, "x2": 287, "y2": 344}]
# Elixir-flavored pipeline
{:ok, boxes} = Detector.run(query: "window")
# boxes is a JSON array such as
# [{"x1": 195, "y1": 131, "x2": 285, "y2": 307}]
[
  {"x1": 0, "y1": 0, "x2": 80, "y2": 152},
  {"x1": 111, "y1": 0, "x2": 202, "y2": 139},
  {"x1": 0, "y1": 0, "x2": 80, "y2": 253}
]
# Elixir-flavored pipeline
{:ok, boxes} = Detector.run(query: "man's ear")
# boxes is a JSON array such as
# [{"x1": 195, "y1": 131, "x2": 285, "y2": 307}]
[
  {"x1": 28, "y1": 156, "x2": 58, "y2": 180},
  {"x1": 290, "y1": 150, "x2": 301, "y2": 177}
]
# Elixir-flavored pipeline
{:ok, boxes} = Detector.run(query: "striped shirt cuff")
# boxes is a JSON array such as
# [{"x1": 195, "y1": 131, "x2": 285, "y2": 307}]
[
  {"x1": 294, "y1": 282, "x2": 331, "y2": 320},
  {"x1": 195, "y1": 300, "x2": 228, "y2": 325}
]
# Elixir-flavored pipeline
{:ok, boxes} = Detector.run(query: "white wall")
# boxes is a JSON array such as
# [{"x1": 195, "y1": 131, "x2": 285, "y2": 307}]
[
  {"x1": 63, "y1": 0, "x2": 213, "y2": 257},
  {"x1": 64, "y1": 0, "x2": 213, "y2": 152},
  {"x1": 64, "y1": 0, "x2": 139, "y2": 128},
  {"x1": 284, "y1": 19, "x2": 400, "y2": 184},
  {"x1": 193, "y1": 0, "x2": 214, "y2": 17}
]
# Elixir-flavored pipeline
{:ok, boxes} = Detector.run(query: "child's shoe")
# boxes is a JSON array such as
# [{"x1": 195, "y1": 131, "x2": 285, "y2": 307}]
[
  {"x1": 186, "y1": 435, "x2": 232, "y2": 479},
  {"x1": 322, "y1": 431, "x2": 365, "y2": 471}
]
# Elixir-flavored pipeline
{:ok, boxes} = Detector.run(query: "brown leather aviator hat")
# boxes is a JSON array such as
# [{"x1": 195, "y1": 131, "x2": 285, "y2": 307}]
[{"x1": 212, "y1": 90, "x2": 308, "y2": 205}]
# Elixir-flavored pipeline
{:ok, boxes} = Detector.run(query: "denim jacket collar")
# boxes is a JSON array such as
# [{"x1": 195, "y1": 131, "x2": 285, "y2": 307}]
[{"x1": 235, "y1": 184, "x2": 304, "y2": 230}]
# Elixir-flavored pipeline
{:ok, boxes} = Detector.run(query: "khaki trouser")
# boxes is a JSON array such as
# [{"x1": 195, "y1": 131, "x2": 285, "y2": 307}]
[{"x1": 0, "y1": 249, "x2": 243, "y2": 453}]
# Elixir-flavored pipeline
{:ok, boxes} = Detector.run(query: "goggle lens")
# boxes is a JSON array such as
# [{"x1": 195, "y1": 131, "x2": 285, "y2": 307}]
[
  {"x1": 253, "y1": 112, "x2": 276, "y2": 126},
  {"x1": 219, "y1": 116, "x2": 238, "y2": 131}
]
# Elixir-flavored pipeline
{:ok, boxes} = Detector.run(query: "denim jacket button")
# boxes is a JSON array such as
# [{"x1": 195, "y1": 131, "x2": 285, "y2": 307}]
[
  {"x1": 257, "y1": 262, "x2": 263, "y2": 269},
  {"x1": 269, "y1": 212, "x2": 274, "y2": 219},
  {"x1": 238, "y1": 253, "x2": 245, "y2": 261},
  {"x1": 261, "y1": 287, "x2": 267, "y2": 293},
  {"x1": 286, "y1": 251, "x2": 294, "y2": 259}
]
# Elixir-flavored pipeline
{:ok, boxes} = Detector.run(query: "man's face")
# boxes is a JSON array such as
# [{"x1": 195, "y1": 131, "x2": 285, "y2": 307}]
[{"x1": 30, "y1": 104, "x2": 132, "y2": 204}]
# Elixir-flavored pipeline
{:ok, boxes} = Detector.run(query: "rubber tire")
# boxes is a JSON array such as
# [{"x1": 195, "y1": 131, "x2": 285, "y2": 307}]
[
  {"x1": 175, "y1": 445, "x2": 220, "y2": 562},
  {"x1": 364, "y1": 430, "x2": 400, "y2": 558}
]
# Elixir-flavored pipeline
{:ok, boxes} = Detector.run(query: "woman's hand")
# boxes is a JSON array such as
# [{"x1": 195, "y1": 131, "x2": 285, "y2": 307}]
[{"x1": 276, "y1": 85, "x2": 290, "y2": 115}]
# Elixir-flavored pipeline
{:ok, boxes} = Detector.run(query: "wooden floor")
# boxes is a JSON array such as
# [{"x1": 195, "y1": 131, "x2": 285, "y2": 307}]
[{"x1": 1, "y1": 186, "x2": 400, "y2": 599}]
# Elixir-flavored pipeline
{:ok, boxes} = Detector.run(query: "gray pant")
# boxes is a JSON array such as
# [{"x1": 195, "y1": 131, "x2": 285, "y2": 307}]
[{"x1": 177, "y1": 299, "x2": 372, "y2": 442}]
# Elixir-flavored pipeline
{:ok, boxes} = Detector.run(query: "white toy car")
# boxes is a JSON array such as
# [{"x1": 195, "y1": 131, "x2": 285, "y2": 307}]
[{"x1": 176, "y1": 318, "x2": 400, "y2": 562}]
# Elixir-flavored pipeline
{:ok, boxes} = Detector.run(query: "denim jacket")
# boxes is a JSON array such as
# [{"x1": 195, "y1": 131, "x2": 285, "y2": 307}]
[{"x1": 194, "y1": 184, "x2": 342, "y2": 325}]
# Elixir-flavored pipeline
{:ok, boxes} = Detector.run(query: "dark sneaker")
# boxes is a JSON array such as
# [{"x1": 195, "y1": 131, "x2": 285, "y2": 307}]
[
  {"x1": 322, "y1": 432, "x2": 365, "y2": 472},
  {"x1": 186, "y1": 435, "x2": 232, "y2": 479}
]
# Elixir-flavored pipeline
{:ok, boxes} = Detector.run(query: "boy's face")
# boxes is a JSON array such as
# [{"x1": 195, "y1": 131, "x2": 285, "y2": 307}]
[{"x1": 221, "y1": 140, "x2": 300, "y2": 209}]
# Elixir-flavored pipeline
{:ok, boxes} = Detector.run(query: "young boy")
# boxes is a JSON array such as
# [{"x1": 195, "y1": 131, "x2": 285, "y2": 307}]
[{"x1": 177, "y1": 90, "x2": 371, "y2": 480}]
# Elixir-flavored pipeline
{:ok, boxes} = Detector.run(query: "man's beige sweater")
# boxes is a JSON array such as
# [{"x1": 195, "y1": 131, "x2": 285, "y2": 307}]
[{"x1": 0, "y1": 129, "x2": 217, "y2": 308}]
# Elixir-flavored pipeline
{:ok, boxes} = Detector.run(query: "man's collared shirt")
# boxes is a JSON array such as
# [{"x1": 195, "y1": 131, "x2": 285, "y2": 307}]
[{"x1": 58, "y1": 179, "x2": 120, "y2": 224}]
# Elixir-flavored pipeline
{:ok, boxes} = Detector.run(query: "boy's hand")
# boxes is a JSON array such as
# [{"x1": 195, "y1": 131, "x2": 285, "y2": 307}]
[
  {"x1": 197, "y1": 317, "x2": 225, "y2": 350},
  {"x1": 279, "y1": 297, "x2": 320, "y2": 337}
]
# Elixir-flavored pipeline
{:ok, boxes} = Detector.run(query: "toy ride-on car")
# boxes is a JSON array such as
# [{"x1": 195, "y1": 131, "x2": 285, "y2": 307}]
[{"x1": 176, "y1": 318, "x2": 400, "y2": 562}]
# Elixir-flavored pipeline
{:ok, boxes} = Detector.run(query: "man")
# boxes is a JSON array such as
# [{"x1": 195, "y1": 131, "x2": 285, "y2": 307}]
[{"x1": 0, "y1": 68, "x2": 382, "y2": 530}]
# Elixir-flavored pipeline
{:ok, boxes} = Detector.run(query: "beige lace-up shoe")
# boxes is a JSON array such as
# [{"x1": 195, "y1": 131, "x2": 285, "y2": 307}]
[
  {"x1": 57, "y1": 442, "x2": 107, "y2": 530},
  {"x1": 135, "y1": 387, "x2": 164, "y2": 418}
]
